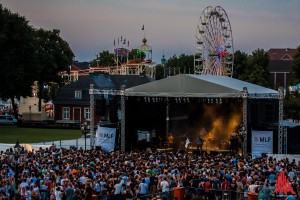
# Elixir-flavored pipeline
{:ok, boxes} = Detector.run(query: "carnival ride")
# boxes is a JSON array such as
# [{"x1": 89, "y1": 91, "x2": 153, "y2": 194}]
[
  {"x1": 194, "y1": 6, "x2": 234, "y2": 77},
  {"x1": 107, "y1": 36, "x2": 155, "y2": 78}
]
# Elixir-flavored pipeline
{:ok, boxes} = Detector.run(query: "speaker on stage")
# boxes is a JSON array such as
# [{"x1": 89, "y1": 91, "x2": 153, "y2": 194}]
[
  {"x1": 192, "y1": 150, "x2": 200, "y2": 155},
  {"x1": 178, "y1": 150, "x2": 185, "y2": 154},
  {"x1": 95, "y1": 146, "x2": 102, "y2": 151}
]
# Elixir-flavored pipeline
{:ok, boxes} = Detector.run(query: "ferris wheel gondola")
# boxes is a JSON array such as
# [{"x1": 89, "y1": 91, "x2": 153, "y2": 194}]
[{"x1": 194, "y1": 6, "x2": 234, "y2": 77}]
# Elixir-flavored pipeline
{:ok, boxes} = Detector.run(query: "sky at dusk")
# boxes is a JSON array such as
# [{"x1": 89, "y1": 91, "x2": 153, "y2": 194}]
[{"x1": 2, "y1": 0, "x2": 300, "y2": 64}]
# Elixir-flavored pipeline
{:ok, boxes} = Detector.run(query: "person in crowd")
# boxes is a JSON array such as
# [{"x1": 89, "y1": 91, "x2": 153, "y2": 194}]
[{"x1": 1, "y1": 144, "x2": 300, "y2": 200}]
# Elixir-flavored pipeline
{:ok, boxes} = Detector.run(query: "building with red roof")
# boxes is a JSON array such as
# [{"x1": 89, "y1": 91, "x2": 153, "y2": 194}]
[{"x1": 267, "y1": 48, "x2": 296, "y2": 89}]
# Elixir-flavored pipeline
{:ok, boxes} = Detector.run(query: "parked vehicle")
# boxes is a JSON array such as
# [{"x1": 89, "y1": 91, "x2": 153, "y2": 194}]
[{"x1": 0, "y1": 115, "x2": 17, "y2": 125}]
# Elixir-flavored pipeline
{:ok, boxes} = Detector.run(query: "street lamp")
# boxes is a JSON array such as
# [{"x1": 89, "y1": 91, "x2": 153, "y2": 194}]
[
  {"x1": 29, "y1": 105, "x2": 32, "y2": 124},
  {"x1": 81, "y1": 121, "x2": 90, "y2": 150}
]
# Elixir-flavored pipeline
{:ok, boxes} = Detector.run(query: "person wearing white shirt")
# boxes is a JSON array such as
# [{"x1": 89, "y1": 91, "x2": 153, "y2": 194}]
[{"x1": 160, "y1": 177, "x2": 170, "y2": 197}]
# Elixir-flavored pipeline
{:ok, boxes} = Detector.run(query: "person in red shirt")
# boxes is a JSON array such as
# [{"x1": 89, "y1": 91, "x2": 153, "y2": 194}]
[
  {"x1": 221, "y1": 177, "x2": 229, "y2": 200},
  {"x1": 204, "y1": 179, "x2": 211, "y2": 200}
]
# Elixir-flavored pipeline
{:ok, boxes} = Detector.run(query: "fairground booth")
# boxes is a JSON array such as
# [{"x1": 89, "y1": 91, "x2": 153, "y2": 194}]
[{"x1": 124, "y1": 74, "x2": 284, "y2": 156}]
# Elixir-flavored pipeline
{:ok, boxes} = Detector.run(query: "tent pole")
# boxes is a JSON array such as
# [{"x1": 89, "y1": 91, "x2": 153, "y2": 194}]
[
  {"x1": 121, "y1": 85, "x2": 126, "y2": 152},
  {"x1": 90, "y1": 83, "x2": 95, "y2": 150},
  {"x1": 278, "y1": 87, "x2": 284, "y2": 154},
  {"x1": 242, "y1": 87, "x2": 248, "y2": 157}
]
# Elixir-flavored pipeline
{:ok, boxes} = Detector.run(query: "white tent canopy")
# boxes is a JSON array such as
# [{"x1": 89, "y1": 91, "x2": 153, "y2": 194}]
[{"x1": 125, "y1": 74, "x2": 278, "y2": 99}]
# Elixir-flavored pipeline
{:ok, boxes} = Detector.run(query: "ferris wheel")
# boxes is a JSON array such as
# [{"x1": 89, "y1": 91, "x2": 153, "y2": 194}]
[{"x1": 194, "y1": 6, "x2": 234, "y2": 77}]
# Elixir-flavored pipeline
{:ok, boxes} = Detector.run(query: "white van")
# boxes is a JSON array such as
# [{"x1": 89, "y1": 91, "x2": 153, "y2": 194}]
[{"x1": 0, "y1": 115, "x2": 17, "y2": 125}]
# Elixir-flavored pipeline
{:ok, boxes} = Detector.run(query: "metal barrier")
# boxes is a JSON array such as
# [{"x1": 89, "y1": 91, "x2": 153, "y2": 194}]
[
  {"x1": 94, "y1": 186, "x2": 249, "y2": 200},
  {"x1": 30, "y1": 138, "x2": 92, "y2": 150}
]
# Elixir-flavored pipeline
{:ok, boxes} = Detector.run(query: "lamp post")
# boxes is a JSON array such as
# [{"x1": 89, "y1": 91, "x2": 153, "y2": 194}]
[
  {"x1": 29, "y1": 105, "x2": 32, "y2": 124},
  {"x1": 81, "y1": 121, "x2": 90, "y2": 151},
  {"x1": 13, "y1": 140, "x2": 22, "y2": 197}
]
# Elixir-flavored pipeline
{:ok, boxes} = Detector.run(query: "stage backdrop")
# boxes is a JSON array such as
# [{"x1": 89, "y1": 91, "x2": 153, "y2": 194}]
[
  {"x1": 96, "y1": 126, "x2": 116, "y2": 152},
  {"x1": 252, "y1": 130, "x2": 273, "y2": 157}
]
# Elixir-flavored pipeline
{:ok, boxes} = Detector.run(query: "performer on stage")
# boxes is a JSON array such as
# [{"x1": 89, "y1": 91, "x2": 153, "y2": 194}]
[
  {"x1": 167, "y1": 133, "x2": 174, "y2": 149},
  {"x1": 185, "y1": 136, "x2": 191, "y2": 153},
  {"x1": 197, "y1": 135, "x2": 203, "y2": 153}
]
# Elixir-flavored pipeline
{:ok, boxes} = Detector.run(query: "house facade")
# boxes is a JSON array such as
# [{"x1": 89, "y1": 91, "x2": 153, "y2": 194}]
[
  {"x1": 268, "y1": 48, "x2": 296, "y2": 90},
  {"x1": 53, "y1": 74, "x2": 153, "y2": 126}
]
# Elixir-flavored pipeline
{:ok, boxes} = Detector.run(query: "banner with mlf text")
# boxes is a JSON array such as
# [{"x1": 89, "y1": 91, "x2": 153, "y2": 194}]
[
  {"x1": 95, "y1": 126, "x2": 116, "y2": 152},
  {"x1": 252, "y1": 130, "x2": 273, "y2": 157}
]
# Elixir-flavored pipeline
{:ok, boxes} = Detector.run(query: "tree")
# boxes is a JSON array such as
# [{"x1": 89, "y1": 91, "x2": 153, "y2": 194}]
[
  {"x1": 233, "y1": 50, "x2": 248, "y2": 80},
  {"x1": 155, "y1": 64, "x2": 164, "y2": 80},
  {"x1": 0, "y1": 5, "x2": 38, "y2": 118},
  {"x1": 246, "y1": 64, "x2": 270, "y2": 87},
  {"x1": 90, "y1": 50, "x2": 115, "y2": 66},
  {"x1": 35, "y1": 28, "x2": 74, "y2": 111},
  {"x1": 245, "y1": 49, "x2": 270, "y2": 87},
  {"x1": 284, "y1": 93, "x2": 300, "y2": 121},
  {"x1": 165, "y1": 54, "x2": 194, "y2": 74},
  {"x1": 291, "y1": 45, "x2": 300, "y2": 84}
]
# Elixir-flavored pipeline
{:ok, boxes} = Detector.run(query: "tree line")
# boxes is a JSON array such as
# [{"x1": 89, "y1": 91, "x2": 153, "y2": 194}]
[{"x1": 0, "y1": 5, "x2": 74, "y2": 118}]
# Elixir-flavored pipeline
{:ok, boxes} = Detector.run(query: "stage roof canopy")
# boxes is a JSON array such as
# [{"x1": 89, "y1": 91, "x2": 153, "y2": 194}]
[{"x1": 125, "y1": 74, "x2": 278, "y2": 99}]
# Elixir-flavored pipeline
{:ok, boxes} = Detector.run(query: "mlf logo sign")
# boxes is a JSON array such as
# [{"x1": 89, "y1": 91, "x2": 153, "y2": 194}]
[
  {"x1": 96, "y1": 126, "x2": 116, "y2": 152},
  {"x1": 260, "y1": 137, "x2": 272, "y2": 142},
  {"x1": 254, "y1": 136, "x2": 272, "y2": 143},
  {"x1": 99, "y1": 132, "x2": 114, "y2": 138},
  {"x1": 252, "y1": 130, "x2": 273, "y2": 157}
]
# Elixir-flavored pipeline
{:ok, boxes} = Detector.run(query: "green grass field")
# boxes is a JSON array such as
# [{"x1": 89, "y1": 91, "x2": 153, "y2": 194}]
[{"x1": 0, "y1": 127, "x2": 81, "y2": 143}]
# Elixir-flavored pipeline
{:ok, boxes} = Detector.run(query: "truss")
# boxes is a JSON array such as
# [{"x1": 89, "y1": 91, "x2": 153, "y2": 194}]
[{"x1": 89, "y1": 85, "x2": 126, "y2": 152}]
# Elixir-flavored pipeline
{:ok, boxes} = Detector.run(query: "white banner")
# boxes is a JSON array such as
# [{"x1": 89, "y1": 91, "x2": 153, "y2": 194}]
[
  {"x1": 252, "y1": 130, "x2": 273, "y2": 157},
  {"x1": 95, "y1": 126, "x2": 116, "y2": 152}
]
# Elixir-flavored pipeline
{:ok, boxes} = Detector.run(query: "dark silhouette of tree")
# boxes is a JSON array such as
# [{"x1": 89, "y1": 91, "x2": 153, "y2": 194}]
[
  {"x1": 165, "y1": 54, "x2": 194, "y2": 74},
  {"x1": 35, "y1": 28, "x2": 74, "y2": 111},
  {"x1": 233, "y1": 50, "x2": 248, "y2": 80},
  {"x1": 245, "y1": 48, "x2": 270, "y2": 87},
  {"x1": 291, "y1": 45, "x2": 300, "y2": 84},
  {"x1": 0, "y1": 5, "x2": 38, "y2": 118}
]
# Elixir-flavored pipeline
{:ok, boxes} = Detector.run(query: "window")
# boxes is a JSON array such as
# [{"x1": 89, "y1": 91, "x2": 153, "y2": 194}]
[
  {"x1": 84, "y1": 108, "x2": 91, "y2": 120},
  {"x1": 63, "y1": 107, "x2": 70, "y2": 119},
  {"x1": 75, "y1": 90, "x2": 82, "y2": 99}
]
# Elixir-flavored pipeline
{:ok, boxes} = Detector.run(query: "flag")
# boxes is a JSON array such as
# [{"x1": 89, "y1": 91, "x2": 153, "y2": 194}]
[
  {"x1": 123, "y1": 38, "x2": 126, "y2": 45},
  {"x1": 127, "y1": 40, "x2": 129, "y2": 47},
  {"x1": 142, "y1": 25, "x2": 144, "y2": 30}
]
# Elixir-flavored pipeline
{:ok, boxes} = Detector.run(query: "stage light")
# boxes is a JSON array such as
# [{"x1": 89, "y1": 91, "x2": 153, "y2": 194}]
[
  {"x1": 148, "y1": 97, "x2": 150, "y2": 102},
  {"x1": 183, "y1": 98, "x2": 186, "y2": 103},
  {"x1": 216, "y1": 99, "x2": 219, "y2": 104},
  {"x1": 208, "y1": 99, "x2": 210, "y2": 104},
  {"x1": 187, "y1": 98, "x2": 190, "y2": 103},
  {"x1": 220, "y1": 98, "x2": 222, "y2": 104},
  {"x1": 211, "y1": 98, "x2": 213, "y2": 103},
  {"x1": 144, "y1": 97, "x2": 147, "y2": 102}
]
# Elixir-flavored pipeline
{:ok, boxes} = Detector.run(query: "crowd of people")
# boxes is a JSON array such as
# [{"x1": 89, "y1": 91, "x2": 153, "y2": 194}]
[{"x1": 0, "y1": 144, "x2": 299, "y2": 200}]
